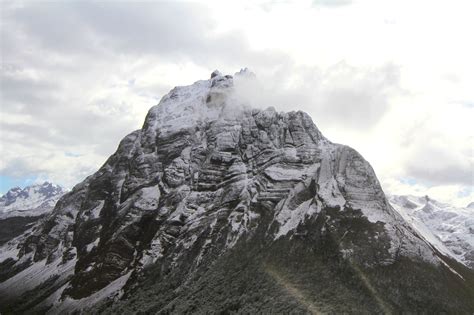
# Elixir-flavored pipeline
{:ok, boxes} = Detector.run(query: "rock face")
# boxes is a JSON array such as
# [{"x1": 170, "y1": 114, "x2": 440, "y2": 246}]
[
  {"x1": 390, "y1": 194, "x2": 474, "y2": 269},
  {"x1": 0, "y1": 71, "x2": 473, "y2": 314},
  {"x1": 0, "y1": 182, "x2": 65, "y2": 245}
]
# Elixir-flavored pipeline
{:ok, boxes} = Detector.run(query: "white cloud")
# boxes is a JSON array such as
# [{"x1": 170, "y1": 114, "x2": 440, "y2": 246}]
[
  {"x1": 383, "y1": 178, "x2": 473, "y2": 208},
  {"x1": 0, "y1": 0, "x2": 472, "y2": 205}
]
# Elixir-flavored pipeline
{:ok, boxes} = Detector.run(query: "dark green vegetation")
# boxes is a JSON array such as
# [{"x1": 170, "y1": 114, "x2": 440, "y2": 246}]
[{"x1": 95, "y1": 207, "x2": 474, "y2": 314}]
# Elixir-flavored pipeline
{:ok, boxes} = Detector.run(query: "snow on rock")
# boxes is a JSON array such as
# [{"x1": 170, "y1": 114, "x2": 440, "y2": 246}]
[
  {"x1": 143, "y1": 72, "x2": 234, "y2": 140},
  {"x1": 85, "y1": 200, "x2": 104, "y2": 219},
  {"x1": 139, "y1": 237, "x2": 164, "y2": 267},
  {"x1": 0, "y1": 254, "x2": 76, "y2": 300},
  {"x1": 438, "y1": 258, "x2": 465, "y2": 280},
  {"x1": 46, "y1": 271, "x2": 132, "y2": 314},
  {"x1": 0, "y1": 182, "x2": 66, "y2": 219},
  {"x1": 134, "y1": 185, "x2": 160, "y2": 211},
  {"x1": 0, "y1": 239, "x2": 21, "y2": 263},
  {"x1": 316, "y1": 145, "x2": 346, "y2": 209},
  {"x1": 270, "y1": 140, "x2": 440, "y2": 266},
  {"x1": 275, "y1": 198, "x2": 320, "y2": 239},
  {"x1": 389, "y1": 195, "x2": 474, "y2": 269},
  {"x1": 264, "y1": 165, "x2": 312, "y2": 182}
]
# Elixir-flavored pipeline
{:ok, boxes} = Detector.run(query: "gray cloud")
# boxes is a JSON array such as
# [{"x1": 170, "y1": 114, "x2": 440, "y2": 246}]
[
  {"x1": 0, "y1": 71, "x2": 59, "y2": 111},
  {"x1": 402, "y1": 142, "x2": 473, "y2": 187},
  {"x1": 406, "y1": 163, "x2": 473, "y2": 187},
  {"x1": 234, "y1": 62, "x2": 402, "y2": 131},
  {"x1": 1, "y1": 1, "x2": 249, "y2": 187},
  {"x1": 1, "y1": 0, "x2": 468, "y2": 198},
  {"x1": 315, "y1": 62, "x2": 402, "y2": 129},
  {"x1": 5, "y1": 2, "x2": 206, "y2": 54},
  {"x1": 1, "y1": 158, "x2": 48, "y2": 179},
  {"x1": 3, "y1": 1, "x2": 260, "y2": 66}
]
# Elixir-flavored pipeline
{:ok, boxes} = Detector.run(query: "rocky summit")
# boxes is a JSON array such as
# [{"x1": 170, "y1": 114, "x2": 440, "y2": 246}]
[{"x1": 0, "y1": 71, "x2": 473, "y2": 314}]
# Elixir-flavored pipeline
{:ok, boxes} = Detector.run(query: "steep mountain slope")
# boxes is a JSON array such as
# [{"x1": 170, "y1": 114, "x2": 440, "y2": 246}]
[
  {"x1": 0, "y1": 71, "x2": 473, "y2": 314},
  {"x1": 389, "y1": 194, "x2": 474, "y2": 269},
  {"x1": 0, "y1": 182, "x2": 65, "y2": 245}
]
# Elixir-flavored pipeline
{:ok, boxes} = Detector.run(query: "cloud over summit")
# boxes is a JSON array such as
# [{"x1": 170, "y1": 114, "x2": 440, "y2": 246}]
[{"x1": 1, "y1": 0, "x2": 472, "y2": 206}]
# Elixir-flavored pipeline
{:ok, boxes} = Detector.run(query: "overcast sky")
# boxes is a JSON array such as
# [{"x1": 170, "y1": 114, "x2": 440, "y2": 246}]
[{"x1": 1, "y1": 0, "x2": 473, "y2": 206}]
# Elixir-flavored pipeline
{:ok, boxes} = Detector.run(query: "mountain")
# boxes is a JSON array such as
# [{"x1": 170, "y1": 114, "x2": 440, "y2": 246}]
[
  {"x1": 0, "y1": 182, "x2": 65, "y2": 219},
  {"x1": 0, "y1": 182, "x2": 65, "y2": 245},
  {"x1": 389, "y1": 194, "x2": 474, "y2": 269},
  {"x1": 0, "y1": 70, "x2": 473, "y2": 314}
]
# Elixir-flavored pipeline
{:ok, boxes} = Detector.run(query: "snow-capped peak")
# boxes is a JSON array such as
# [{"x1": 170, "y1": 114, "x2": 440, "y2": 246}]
[
  {"x1": 142, "y1": 70, "x2": 250, "y2": 141},
  {"x1": 234, "y1": 67, "x2": 256, "y2": 78},
  {"x1": 0, "y1": 182, "x2": 66, "y2": 218}
]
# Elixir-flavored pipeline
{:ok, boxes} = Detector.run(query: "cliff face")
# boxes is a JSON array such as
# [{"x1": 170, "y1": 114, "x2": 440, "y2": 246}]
[{"x1": 1, "y1": 71, "x2": 473, "y2": 314}]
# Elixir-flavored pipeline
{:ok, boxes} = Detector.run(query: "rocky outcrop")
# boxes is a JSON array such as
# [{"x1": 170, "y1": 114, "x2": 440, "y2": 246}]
[{"x1": 0, "y1": 71, "x2": 473, "y2": 314}]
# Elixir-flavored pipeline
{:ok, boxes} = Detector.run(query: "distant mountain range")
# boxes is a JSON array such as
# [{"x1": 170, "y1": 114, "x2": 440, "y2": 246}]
[
  {"x1": 0, "y1": 182, "x2": 66, "y2": 245},
  {"x1": 0, "y1": 182, "x2": 65, "y2": 219},
  {"x1": 389, "y1": 194, "x2": 473, "y2": 269}
]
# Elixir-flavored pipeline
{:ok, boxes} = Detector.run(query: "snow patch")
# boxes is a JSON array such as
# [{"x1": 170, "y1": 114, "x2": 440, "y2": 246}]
[
  {"x1": 47, "y1": 271, "x2": 132, "y2": 314},
  {"x1": 89, "y1": 200, "x2": 104, "y2": 219},
  {"x1": 0, "y1": 255, "x2": 76, "y2": 298},
  {"x1": 439, "y1": 258, "x2": 465, "y2": 281},
  {"x1": 275, "y1": 199, "x2": 320, "y2": 239},
  {"x1": 135, "y1": 185, "x2": 160, "y2": 211}
]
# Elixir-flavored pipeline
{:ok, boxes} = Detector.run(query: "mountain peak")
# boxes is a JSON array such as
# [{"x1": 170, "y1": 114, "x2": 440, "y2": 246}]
[
  {"x1": 235, "y1": 67, "x2": 255, "y2": 77},
  {"x1": 142, "y1": 70, "x2": 251, "y2": 140},
  {"x1": 210, "y1": 69, "x2": 221, "y2": 78},
  {"x1": 1, "y1": 72, "x2": 472, "y2": 313},
  {"x1": 0, "y1": 182, "x2": 65, "y2": 218}
]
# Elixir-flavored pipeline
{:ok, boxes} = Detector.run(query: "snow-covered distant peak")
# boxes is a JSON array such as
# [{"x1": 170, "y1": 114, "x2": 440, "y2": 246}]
[
  {"x1": 0, "y1": 182, "x2": 66, "y2": 218},
  {"x1": 234, "y1": 67, "x2": 256, "y2": 78},
  {"x1": 467, "y1": 202, "x2": 474, "y2": 209},
  {"x1": 389, "y1": 194, "x2": 474, "y2": 269}
]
